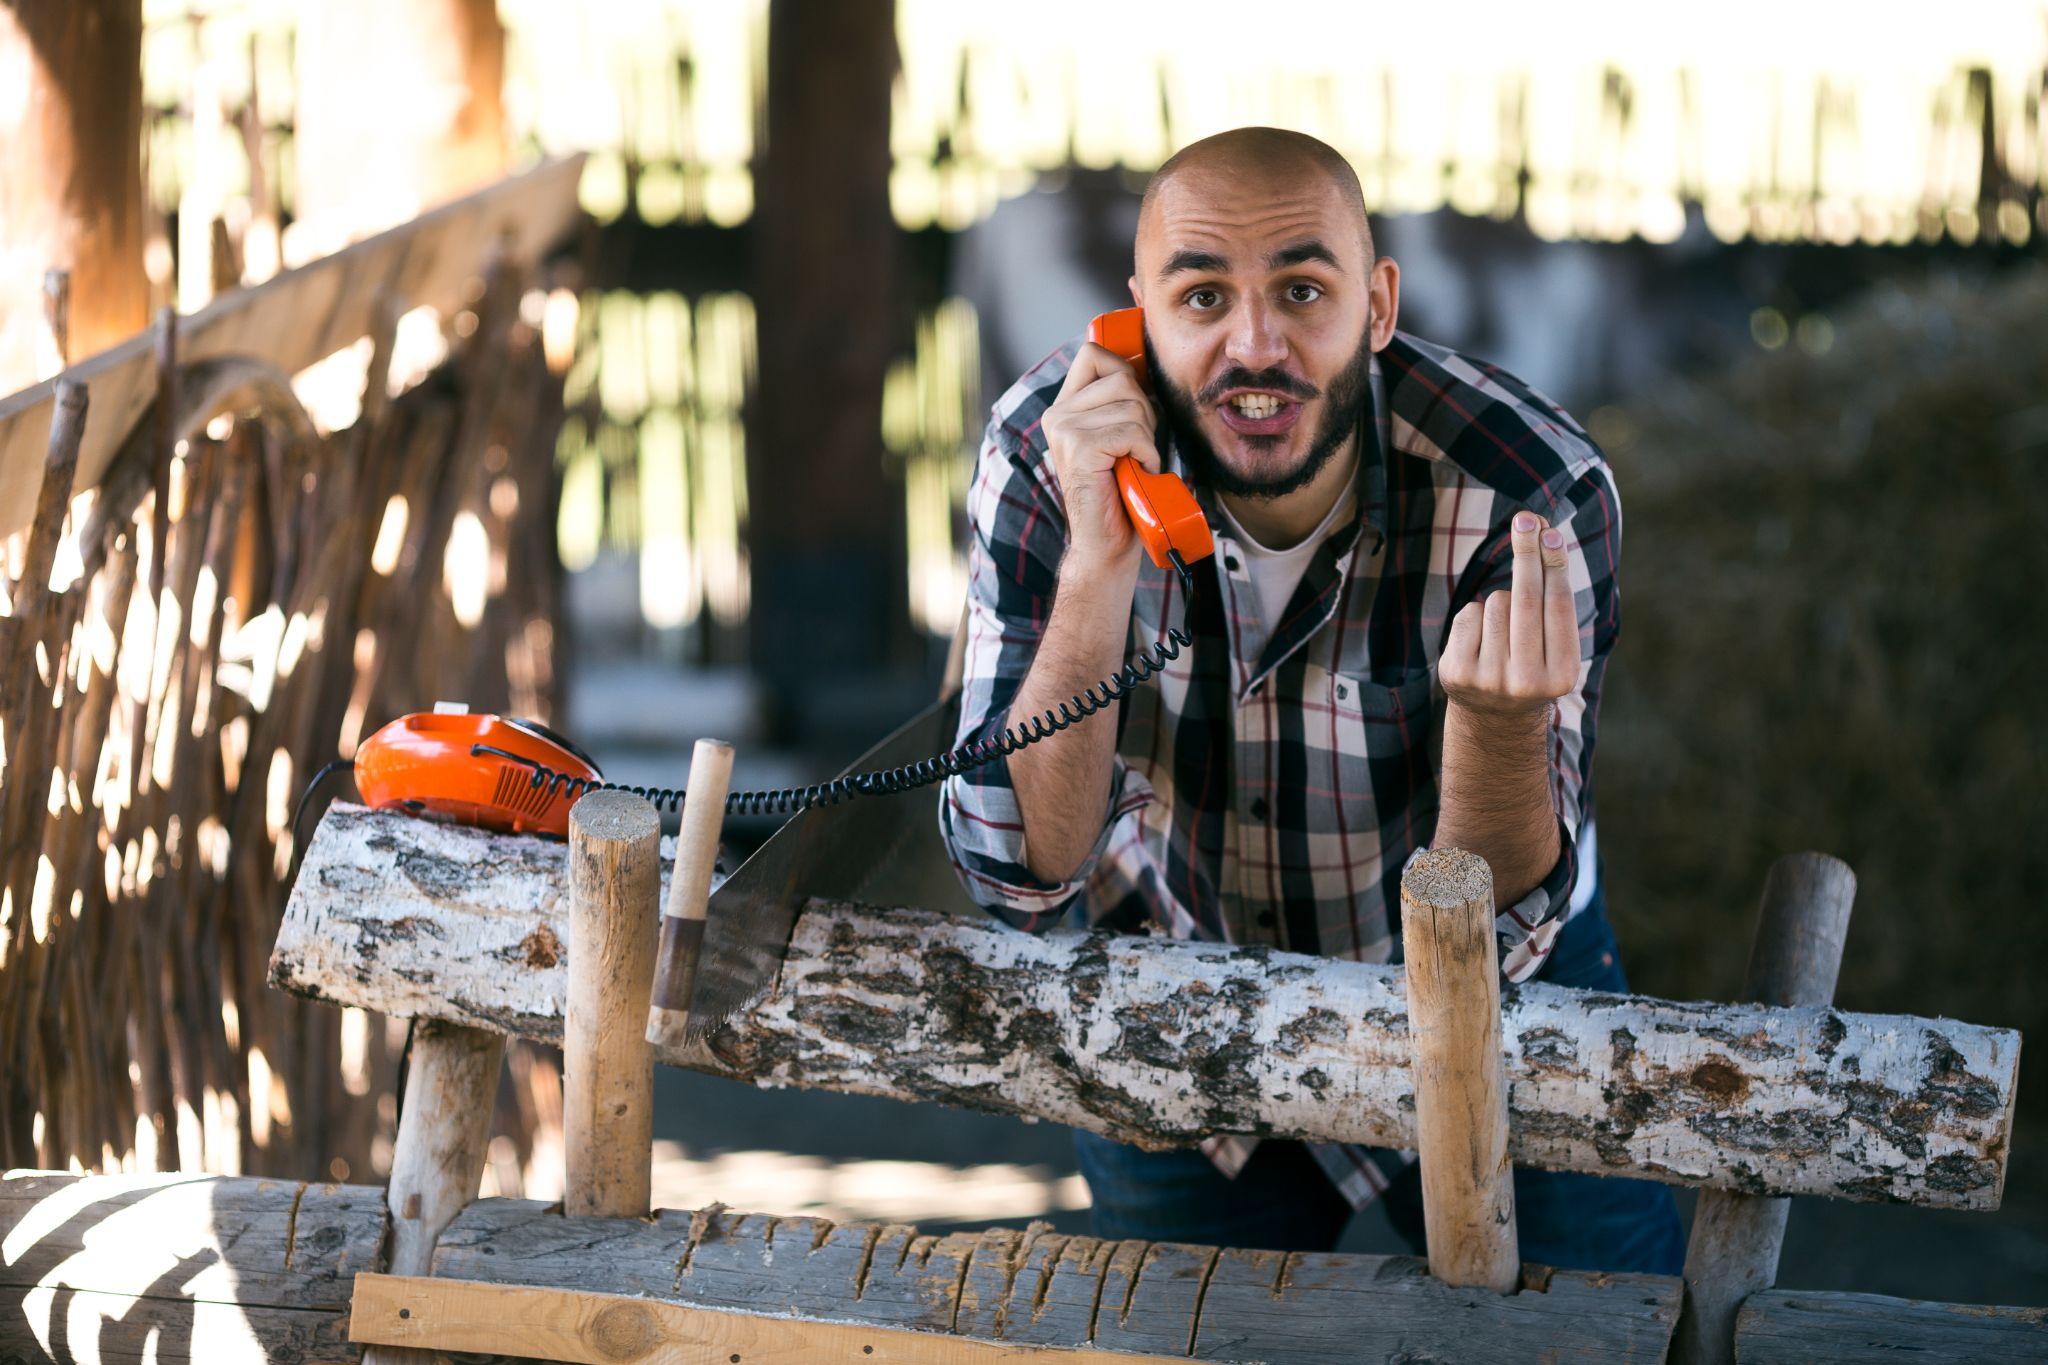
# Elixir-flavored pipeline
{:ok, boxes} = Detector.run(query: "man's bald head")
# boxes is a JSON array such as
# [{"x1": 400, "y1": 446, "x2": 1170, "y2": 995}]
[{"x1": 1138, "y1": 128, "x2": 1373, "y2": 264}]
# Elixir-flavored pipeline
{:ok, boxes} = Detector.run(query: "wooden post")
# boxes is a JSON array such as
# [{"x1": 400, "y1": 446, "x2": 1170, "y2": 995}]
[
  {"x1": 1399, "y1": 848, "x2": 1518, "y2": 1293},
  {"x1": 646, "y1": 740, "x2": 735, "y2": 1052},
  {"x1": 564, "y1": 790, "x2": 660, "y2": 1218},
  {"x1": 1673, "y1": 852, "x2": 1857, "y2": 1365},
  {"x1": 368, "y1": 1018, "x2": 505, "y2": 1365},
  {"x1": 0, "y1": 0, "x2": 146, "y2": 389},
  {"x1": 749, "y1": 0, "x2": 908, "y2": 719}
]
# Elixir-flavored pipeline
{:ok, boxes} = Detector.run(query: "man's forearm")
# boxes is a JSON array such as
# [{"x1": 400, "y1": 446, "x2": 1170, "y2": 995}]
[
  {"x1": 1005, "y1": 554, "x2": 1138, "y2": 883},
  {"x1": 1434, "y1": 701, "x2": 1560, "y2": 908}
]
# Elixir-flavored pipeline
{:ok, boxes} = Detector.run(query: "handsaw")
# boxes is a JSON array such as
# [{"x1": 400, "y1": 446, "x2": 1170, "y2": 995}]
[{"x1": 681, "y1": 691, "x2": 980, "y2": 1041}]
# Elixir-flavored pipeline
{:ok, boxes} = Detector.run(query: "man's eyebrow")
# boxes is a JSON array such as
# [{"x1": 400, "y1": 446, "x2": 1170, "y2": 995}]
[
  {"x1": 1268, "y1": 239, "x2": 1342, "y2": 272},
  {"x1": 1158, "y1": 248, "x2": 1229, "y2": 279}
]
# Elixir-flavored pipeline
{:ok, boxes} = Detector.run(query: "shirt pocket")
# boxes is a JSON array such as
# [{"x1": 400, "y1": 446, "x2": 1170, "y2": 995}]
[{"x1": 1325, "y1": 668, "x2": 1439, "y2": 801}]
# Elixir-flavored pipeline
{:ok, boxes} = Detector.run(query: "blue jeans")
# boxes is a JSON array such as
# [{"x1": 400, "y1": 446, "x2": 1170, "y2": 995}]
[{"x1": 1074, "y1": 884, "x2": 1688, "y2": 1275}]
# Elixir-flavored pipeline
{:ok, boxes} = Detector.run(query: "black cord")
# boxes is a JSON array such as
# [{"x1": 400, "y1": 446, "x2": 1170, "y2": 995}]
[
  {"x1": 482, "y1": 554, "x2": 1202, "y2": 820},
  {"x1": 286, "y1": 757, "x2": 359, "y2": 887}
]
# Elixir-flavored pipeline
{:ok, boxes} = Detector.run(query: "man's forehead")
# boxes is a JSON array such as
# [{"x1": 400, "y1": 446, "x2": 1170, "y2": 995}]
[{"x1": 1137, "y1": 172, "x2": 1363, "y2": 274}]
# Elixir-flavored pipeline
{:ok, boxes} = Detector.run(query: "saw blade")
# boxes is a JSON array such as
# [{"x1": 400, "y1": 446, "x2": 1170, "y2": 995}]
[{"x1": 681, "y1": 695, "x2": 977, "y2": 1043}]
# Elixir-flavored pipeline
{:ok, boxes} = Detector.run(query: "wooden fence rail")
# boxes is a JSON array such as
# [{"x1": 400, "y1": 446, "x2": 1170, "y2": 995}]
[{"x1": 272, "y1": 803, "x2": 2021, "y2": 1210}]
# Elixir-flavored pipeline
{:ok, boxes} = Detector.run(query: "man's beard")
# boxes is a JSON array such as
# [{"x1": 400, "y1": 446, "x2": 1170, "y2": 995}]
[{"x1": 1144, "y1": 324, "x2": 1374, "y2": 501}]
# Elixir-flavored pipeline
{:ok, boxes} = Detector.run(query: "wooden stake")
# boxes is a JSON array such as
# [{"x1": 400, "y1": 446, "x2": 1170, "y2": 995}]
[
  {"x1": 565, "y1": 789, "x2": 660, "y2": 1218},
  {"x1": 1672, "y1": 852, "x2": 1856, "y2": 1365},
  {"x1": 1399, "y1": 847, "x2": 1518, "y2": 1293},
  {"x1": 367, "y1": 1017, "x2": 505, "y2": 1365},
  {"x1": 645, "y1": 740, "x2": 733, "y2": 1052}
]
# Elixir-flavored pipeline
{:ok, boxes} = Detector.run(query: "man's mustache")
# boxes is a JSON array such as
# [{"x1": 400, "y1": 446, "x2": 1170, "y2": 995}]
[{"x1": 1196, "y1": 368, "x2": 1319, "y2": 404}]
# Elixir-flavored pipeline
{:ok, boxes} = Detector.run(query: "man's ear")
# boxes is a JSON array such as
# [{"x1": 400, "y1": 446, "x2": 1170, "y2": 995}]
[
  {"x1": 1368, "y1": 257, "x2": 1401, "y2": 351},
  {"x1": 1127, "y1": 274, "x2": 1143, "y2": 308}
]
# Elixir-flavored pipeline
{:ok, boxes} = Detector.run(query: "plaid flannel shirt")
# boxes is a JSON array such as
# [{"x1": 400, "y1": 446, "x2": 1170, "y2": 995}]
[{"x1": 938, "y1": 328, "x2": 1622, "y2": 1209}]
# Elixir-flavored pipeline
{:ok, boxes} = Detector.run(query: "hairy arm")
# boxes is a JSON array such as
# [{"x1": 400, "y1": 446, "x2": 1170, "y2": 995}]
[{"x1": 1005, "y1": 552, "x2": 1141, "y2": 882}]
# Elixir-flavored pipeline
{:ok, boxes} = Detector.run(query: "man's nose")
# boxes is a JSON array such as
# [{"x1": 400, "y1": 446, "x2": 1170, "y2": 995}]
[{"x1": 1223, "y1": 297, "x2": 1287, "y2": 373}]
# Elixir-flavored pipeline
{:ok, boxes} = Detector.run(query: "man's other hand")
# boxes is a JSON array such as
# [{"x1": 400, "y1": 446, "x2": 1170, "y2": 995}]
[{"x1": 1440, "y1": 511, "x2": 1579, "y2": 715}]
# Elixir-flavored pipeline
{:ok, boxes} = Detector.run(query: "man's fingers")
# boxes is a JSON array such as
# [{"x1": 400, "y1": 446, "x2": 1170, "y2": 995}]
[
  {"x1": 1542, "y1": 524, "x2": 1577, "y2": 683},
  {"x1": 1477, "y1": 589, "x2": 1511, "y2": 686},
  {"x1": 1508, "y1": 510, "x2": 1544, "y2": 665},
  {"x1": 1442, "y1": 600, "x2": 1482, "y2": 686},
  {"x1": 1057, "y1": 341, "x2": 1139, "y2": 403}
]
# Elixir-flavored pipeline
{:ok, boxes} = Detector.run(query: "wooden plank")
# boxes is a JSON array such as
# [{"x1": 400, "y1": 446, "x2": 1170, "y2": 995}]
[
  {"x1": 0, "y1": 155, "x2": 586, "y2": 542},
  {"x1": 0, "y1": 1284, "x2": 352, "y2": 1365},
  {"x1": 1735, "y1": 1289, "x2": 2048, "y2": 1363},
  {"x1": 348, "y1": 1272, "x2": 1176, "y2": 1363},
  {"x1": 272, "y1": 803, "x2": 2024, "y2": 1209},
  {"x1": 0, "y1": 1172, "x2": 384, "y2": 1310},
  {"x1": 1090, "y1": 1241, "x2": 1214, "y2": 1357},
  {"x1": 1194, "y1": 1249, "x2": 1680, "y2": 1363}
]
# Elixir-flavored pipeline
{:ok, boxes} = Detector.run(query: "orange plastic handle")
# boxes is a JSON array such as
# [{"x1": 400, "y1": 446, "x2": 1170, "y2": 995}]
[
  {"x1": 1087, "y1": 309, "x2": 1214, "y2": 573},
  {"x1": 1114, "y1": 457, "x2": 1213, "y2": 572}
]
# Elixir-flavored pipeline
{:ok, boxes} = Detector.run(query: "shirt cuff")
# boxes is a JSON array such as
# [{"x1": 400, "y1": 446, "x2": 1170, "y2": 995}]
[
  {"x1": 1402, "y1": 820, "x2": 1577, "y2": 984},
  {"x1": 940, "y1": 728, "x2": 1155, "y2": 931}
]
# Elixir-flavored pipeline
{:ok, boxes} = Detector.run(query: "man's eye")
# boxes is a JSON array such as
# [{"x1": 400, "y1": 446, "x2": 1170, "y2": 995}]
[
  {"x1": 1287, "y1": 283, "x2": 1322, "y2": 304},
  {"x1": 1186, "y1": 288, "x2": 1222, "y2": 310}
]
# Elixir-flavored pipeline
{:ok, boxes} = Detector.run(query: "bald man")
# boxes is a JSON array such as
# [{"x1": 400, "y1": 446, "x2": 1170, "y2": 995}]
[{"x1": 939, "y1": 128, "x2": 1682, "y2": 1273}]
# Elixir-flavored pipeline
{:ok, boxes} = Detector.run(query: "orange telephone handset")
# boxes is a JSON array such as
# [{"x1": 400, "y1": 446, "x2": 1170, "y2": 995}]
[{"x1": 1087, "y1": 308, "x2": 1213, "y2": 587}]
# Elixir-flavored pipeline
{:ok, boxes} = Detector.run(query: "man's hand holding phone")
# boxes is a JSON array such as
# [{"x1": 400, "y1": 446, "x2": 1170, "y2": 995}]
[{"x1": 1041, "y1": 343, "x2": 1163, "y2": 583}]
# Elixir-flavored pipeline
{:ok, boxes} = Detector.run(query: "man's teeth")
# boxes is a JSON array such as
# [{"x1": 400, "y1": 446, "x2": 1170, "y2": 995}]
[{"x1": 1231, "y1": 394, "x2": 1284, "y2": 419}]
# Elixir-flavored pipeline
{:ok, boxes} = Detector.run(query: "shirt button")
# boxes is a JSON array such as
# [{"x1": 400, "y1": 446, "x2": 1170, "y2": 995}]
[
  {"x1": 1257, "y1": 910, "x2": 1278, "y2": 929},
  {"x1": 1249, "y1": 797, "x2": 1269, "y2": 820},
  {"x1": 1224, "y1": 555, "x2": 1241, "y2": 572},
  {"x1": 1335, "y1": 684, "x2": 1349, "y2": 700}
]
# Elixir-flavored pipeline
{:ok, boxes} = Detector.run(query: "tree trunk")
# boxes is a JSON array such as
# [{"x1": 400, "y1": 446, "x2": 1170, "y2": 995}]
[
  {"x1": 748, "y1": 0, "x2": 909, "y2": 726},
  {"x1": 293, "y1": 0, "x2": 507, "y2": 246},
  {"x1": 271, "y1": 805, "x2": 2021, "y2": 1210},
  {"x1": 0, "y1": 0, "x2": 146, "y2": 388}
]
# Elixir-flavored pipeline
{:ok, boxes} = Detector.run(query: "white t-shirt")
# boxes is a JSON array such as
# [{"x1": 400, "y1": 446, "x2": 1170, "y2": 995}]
[{"x1": 1213, "y1": 489, "x2": 1357, "y2": 654}]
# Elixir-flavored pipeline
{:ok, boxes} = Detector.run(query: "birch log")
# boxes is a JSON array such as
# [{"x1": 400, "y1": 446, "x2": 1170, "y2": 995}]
[{"x1": 271, "y1": 805, "x2": 2022, "y2": 1210}]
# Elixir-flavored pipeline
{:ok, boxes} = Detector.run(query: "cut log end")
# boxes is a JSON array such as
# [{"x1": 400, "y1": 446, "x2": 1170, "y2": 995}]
[
  {"x1": 1401, "y1": 847, "x2": 1493, "y2": 909},
  {"x1": 569, "y1": 789, "x2": 662, "y2": 844}
]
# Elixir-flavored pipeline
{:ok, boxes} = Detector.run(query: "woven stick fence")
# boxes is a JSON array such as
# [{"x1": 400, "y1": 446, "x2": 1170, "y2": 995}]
[{"x1": 0, "y1": 165, "x2": 584, "y2": 1188}]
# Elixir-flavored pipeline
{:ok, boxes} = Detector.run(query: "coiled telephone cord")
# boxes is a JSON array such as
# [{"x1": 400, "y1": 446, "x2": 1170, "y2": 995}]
[{"x1": 480, "y1": 553, "x2": 1200, "y2": 820}]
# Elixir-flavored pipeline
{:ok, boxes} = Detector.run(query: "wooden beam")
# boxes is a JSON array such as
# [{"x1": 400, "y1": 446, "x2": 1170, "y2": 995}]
[
  {"x1": 1735, "y1": 1289, "x2": 2048, "y2": 1362},
  {"x1": 1399, "y1": 849, "x2": 1518, "y2": 1292},
  {"x1": 426, "y1": 1200, "x2": 1680, "y2": 1362},
  {"x1": 0, "y1": 154, "x2": 586, "y2": 543},
  {"x1": 0, "y1": 1171, "x2": 383, "y2": 1364},
  {"x1": 271, "y1": 805, "x2": 2023, "y2": 1209},
  {"x1": 0, "y1": 1174, "x2": 1682, "y2": 1362},
  {"x1": 1674, "y1": 852, "x2": 1857, "y2": 1365},
  {"x1": 349, "y1": 1273, "x2": 1175, "y2": 1364}
]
